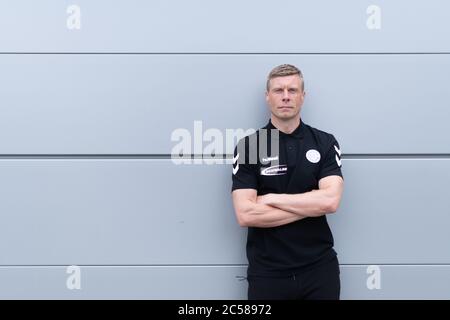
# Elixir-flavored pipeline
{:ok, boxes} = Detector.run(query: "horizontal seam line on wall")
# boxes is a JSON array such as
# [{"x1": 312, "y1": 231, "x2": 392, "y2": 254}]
[
  {"x1": 0, "y1": 52, "x2": 450, "y2": 55},
  {"x1": 0, "y1": 264, "x2": 450, "y2": 267},
  {"x1": 1, "y1": 154, "x2": 450, "y2": 160}
]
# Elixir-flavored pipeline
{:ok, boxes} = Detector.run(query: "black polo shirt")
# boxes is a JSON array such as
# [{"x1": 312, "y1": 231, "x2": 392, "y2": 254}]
[{"x1": 231, "y1": 118, "x2": 343, "y2": 277}]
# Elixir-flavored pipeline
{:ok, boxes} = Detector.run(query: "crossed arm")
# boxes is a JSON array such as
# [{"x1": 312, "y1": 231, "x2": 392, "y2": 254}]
[{"x1": 231, "y1": 175, "x2": 343, "y2": 228}]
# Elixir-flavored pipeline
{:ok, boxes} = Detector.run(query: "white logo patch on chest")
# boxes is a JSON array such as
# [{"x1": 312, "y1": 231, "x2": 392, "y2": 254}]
[
  {"x1": 306, "y1": 149, "x2": 321, "y2": 163},
  {"x1": 261, "y1": 155, "x2": 279, "y2": 164},
  {"x1": 260, "y1": 165, "x2": 288, "y2": 176}
]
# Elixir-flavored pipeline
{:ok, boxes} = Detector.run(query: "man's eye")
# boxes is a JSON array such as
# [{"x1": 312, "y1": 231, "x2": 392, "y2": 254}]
[{"x1": 289, "y1": 89, "x2": 298, "y2": 93}]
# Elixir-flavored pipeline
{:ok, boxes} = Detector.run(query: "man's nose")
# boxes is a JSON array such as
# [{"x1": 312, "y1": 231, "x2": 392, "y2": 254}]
[{"x1": 282, "y1": 89, "x2": 290, "y2": 101}]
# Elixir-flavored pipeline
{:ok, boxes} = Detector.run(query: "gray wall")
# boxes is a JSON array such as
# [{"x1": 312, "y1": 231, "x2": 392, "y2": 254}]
[{"x1": 0, "y1": 0, "x2": 449, "y2": 299}]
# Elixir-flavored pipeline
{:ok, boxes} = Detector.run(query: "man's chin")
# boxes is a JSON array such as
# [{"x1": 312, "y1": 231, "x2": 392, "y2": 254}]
[{"x1": 273, "y1": 113, "x2": 296, "y2": 121}]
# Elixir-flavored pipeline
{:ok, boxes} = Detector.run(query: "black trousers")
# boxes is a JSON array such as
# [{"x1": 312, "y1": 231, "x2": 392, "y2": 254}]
[{"x1": 247, "y1": 256, "x2": 340, "y2": 300}]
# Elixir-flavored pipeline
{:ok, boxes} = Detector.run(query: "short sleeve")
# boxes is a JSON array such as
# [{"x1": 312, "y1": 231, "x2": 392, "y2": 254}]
[
  {"x1": 231, "y1": 137, "x2": 258, "y2": 192},
  {"x1": 317, "y1": 135, "x2": 343, "y2": 181}
]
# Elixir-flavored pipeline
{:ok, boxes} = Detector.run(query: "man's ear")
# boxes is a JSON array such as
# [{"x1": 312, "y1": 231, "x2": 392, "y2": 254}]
[{"x1": 265, "y1": 90, "x2": 269, "y2": 102}]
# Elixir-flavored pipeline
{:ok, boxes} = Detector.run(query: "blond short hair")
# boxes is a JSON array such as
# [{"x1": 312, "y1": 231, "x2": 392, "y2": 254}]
[{"x1": 266, "y1": 64, "x2": 304, "y2": 91}]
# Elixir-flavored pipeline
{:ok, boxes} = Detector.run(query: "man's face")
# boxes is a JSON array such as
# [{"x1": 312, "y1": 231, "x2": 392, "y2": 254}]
[{"x1": 265, "y1": 74, "x2": 305, "y2": 121}]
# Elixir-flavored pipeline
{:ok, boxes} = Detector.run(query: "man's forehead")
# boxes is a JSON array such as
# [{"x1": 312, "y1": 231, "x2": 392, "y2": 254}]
[{"x1": 270, "y1": 75, "x2": 302, "y2": 87}]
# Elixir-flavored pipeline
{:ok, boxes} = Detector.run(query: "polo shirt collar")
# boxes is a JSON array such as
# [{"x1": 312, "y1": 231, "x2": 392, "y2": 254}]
[{"x1": 265, "y1": 118, "x2": 305, "y2": 139}]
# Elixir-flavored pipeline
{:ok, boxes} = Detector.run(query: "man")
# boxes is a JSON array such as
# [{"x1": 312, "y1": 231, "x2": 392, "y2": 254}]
[{"x1": 231, "y1": 64, "x2": 344, "y2": 300}]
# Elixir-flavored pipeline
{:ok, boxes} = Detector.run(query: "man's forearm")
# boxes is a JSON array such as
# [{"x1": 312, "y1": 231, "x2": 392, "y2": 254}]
[
  {"x1": 265, "y1": 189, "x2": 338, "y2": 218},
  {"x1": 241, "y1": 201, "x2": 307, "y2": 228}
]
